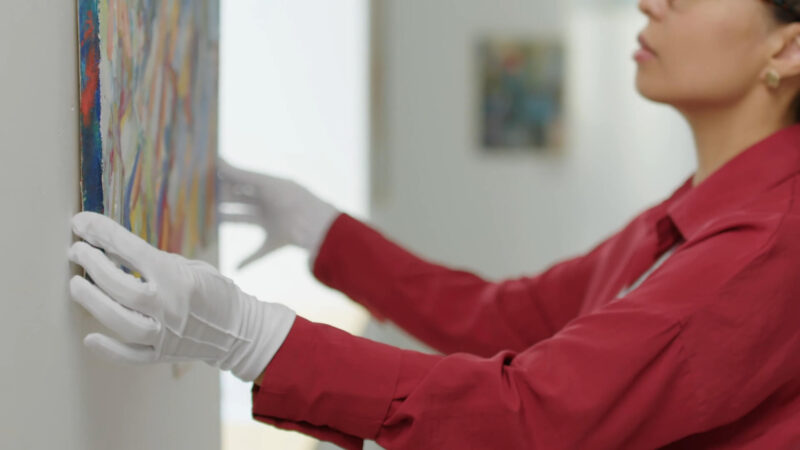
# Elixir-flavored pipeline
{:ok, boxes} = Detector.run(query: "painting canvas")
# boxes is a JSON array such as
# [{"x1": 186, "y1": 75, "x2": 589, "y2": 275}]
[
  {"x1": 78, "y1": 0, "x2": 219, "y2": 259},
  {"x1": 478, "y1": 38, "x2": 565, "y2": 153}
]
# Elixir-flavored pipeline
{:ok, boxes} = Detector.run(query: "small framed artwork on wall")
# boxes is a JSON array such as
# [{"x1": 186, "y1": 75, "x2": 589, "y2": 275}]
[{"x1": 477, "y1": 37, "x2": 566, "y2": 154}]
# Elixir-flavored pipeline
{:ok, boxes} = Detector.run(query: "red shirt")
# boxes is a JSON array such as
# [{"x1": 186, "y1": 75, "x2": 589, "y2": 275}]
[{"x1": 252, "y1": 123, "x2": 800, "y2": 449}]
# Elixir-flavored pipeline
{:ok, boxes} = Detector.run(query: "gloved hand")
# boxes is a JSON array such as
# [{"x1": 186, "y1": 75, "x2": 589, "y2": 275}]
[
  {"x1": 67, "y1": 211, "x2": 296, "y2": 383},
  {"x1": 218, "y1": 159, "x2": 341, "y2": 270}
]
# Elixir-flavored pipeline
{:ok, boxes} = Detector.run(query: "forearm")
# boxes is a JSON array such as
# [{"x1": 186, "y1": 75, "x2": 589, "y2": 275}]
[
  {"x1": 312, "y1": 214, "x2": 583, "y2": 356},
  {"x1": 251, "y1": 305, "x2": 700, "y2": 450}
]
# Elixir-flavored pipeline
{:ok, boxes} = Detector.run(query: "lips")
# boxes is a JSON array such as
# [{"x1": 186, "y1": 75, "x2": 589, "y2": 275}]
[{"x1": 637, "y1": 33, "x2": 656, "y2": 55}]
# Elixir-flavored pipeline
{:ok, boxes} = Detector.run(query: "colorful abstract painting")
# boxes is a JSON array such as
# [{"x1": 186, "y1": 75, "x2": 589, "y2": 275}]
[
  {"x1": 77, "y1": 0, "x2": 219, "y2": 259},
  {"x1": 478, "y1": 38, "x2": 565, "y2": 153}
]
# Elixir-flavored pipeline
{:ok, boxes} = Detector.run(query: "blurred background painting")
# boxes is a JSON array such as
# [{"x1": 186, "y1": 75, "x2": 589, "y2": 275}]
[
  {"x1": 478, "y1": 38, "x2": 565, "y2": 152},
  {"x1": 77, "y1": 0, "x2": 219, "y2": 259}
]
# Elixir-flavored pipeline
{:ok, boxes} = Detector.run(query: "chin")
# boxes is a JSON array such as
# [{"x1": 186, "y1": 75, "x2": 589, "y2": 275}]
[{"x1": 634, "y1": 74, "x2": 670, "y2": 103}]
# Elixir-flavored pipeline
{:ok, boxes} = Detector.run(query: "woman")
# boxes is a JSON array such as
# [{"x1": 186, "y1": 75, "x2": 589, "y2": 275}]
[{"x1": 67, "y1": 0, "x2": 800, "y2": 448}]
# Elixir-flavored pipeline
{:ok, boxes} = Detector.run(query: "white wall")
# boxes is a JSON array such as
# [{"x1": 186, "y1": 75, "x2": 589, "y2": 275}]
[
  {"x1": 0, "y1": 3, "x2": 220, "y2": 449},
  {"x1": 359, "y1": 0, "x2": 696, "y2": 369}
]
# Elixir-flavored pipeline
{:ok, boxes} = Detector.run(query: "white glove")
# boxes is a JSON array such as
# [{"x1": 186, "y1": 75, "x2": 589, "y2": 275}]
[
  {"x1": 218, "y1": 158, "x2": 340, "y2": 270},
  {"x1": 67, "y1": 211, "x2": 296, "y2": 383}
]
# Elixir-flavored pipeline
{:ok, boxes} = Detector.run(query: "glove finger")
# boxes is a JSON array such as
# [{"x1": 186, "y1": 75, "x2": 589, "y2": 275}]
[
  {"x1": 236, "y1": 237, "x2": 285, "y2": 270},
  {"x1": 216, "y1": 157, "x2": 242, "y2": 181},
  {"x1": 68, "y1": 241, "x2": 154, "y2": 313},
  {"x1": 218, "y1": 210, "x2": 263, "y2": 226},
  {"x1": 103, "y1": 251, "x2": 146, "y2": 280},
  {"x1": 70, "y1": 275, "x2": 161, "y2": 346},
  {"x1": 218, "y1": 174, "x2": 259, "y2": 205},
  {"x1": 71, "y1": 212, "x2": 157, "y2": 279},
  {"x1": 83, "y1": 332, "x2": 157, "y2": 364},
  {"x1": 217, "y1": 158, "x2": 266, "y2": 185},
  {"x1": 218, "y1": 159, "x2": 293, "y2": 192}
]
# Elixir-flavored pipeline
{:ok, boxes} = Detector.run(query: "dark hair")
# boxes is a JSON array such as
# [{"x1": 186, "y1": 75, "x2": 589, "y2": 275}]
[
  {"x1": 770, "y1": 0, "x2": 800, "y2": 22},
  {"x1": 770, "y1": 2, "x2": 800, "y2": 122}
]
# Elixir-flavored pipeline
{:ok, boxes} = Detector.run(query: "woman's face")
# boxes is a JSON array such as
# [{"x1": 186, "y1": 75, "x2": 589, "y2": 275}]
[{"x1": 635, "y1": 0, "x2": 783, "y2": 109}]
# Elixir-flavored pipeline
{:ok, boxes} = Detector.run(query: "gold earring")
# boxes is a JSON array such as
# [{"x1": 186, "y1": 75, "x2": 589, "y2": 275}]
[{"x1": 765, "y1": 68, "x2": 781, "y2": 89}]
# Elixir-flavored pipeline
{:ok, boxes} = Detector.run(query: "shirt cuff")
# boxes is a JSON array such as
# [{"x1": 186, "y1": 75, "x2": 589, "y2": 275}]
[
  {"x1": 311, "y1": 213, "x2": 392, "y2": 322},
  {"x1": 305, "y1": 210, "x2": 342, "y2": 273},
  {"x1": 247, "y1": 405, "x2": 365, "y2": 450}
]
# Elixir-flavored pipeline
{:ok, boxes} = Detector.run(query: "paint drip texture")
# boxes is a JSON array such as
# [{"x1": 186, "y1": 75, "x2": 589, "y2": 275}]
[{"x1": 78, "y1": 0, "x2": 219, "y2": 258}]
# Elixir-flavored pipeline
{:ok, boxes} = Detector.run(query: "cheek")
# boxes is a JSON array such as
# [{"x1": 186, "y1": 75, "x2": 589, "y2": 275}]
[{"x1": 639, "y1": 19, "x2": 763, "y2": 103}]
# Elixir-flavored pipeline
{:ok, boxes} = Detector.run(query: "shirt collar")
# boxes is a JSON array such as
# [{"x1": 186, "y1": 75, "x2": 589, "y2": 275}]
[{"x1": 663, "y1": 122, "x2": 800, "y2": 242}]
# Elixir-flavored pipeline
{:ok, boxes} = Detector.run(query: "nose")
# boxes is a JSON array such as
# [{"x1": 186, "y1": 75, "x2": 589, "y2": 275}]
[{"x1": 638, "y1": 0, "x2": 668, "y2": 19}]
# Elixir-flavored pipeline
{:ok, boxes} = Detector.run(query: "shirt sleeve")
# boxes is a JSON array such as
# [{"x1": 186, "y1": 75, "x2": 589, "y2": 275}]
[
  {"x1": 311, "y1": 213, "x2": 620, "y2": 356},
  {"x1": 252, "y1": 295, "x2": 694, "y2": 449},
  {"x1": 253, "y1": 216, "x2": 800, "y2": 449}
]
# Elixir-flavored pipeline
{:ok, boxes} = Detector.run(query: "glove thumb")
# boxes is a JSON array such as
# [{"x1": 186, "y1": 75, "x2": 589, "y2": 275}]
[{"x1": 236, "y1": 237, "x2": 286, "y2": 271}]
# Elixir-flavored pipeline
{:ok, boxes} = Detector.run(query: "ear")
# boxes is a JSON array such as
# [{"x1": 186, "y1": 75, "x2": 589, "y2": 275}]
[{"x1": 766, "y1": 24, "x2": 800, "y2": 80}]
